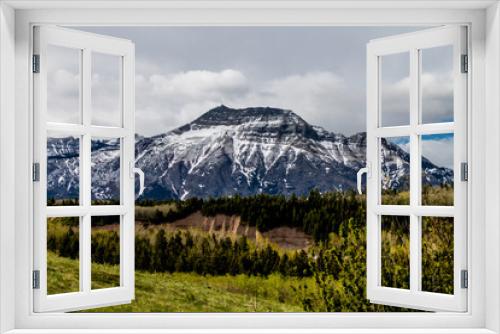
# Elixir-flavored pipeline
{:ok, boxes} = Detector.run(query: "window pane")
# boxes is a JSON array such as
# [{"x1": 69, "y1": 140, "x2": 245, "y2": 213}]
[
  {"x1": 91, "y1": 138, "x2": 121, "y2": 205},
  {"x1": 47, "y1": 133, "x2": 80, "y2": 206},
  {"x1": 47, "y1": 45, "x2": 81, "y2": 124},
  {"x1": 381, "y1": 215, "x2": 410, "y2": 289},
  {"x1": 380, "y1": 137, "x2": 410, "y2": 205},
  {"x1": 91, "y1": 216, "x2": 120, "y2": 289},
  {"x1": 91, "y1": 52, "x2": 122, "y2": 127},
  {"x1": 47, "y1": 217, "x2": 80, "y2": 295},
  {"x1": 380, "y1": 52, "x2": 410, "y2": 127},
  {"x1": 421, "y1": 134, "x2": 454, "y2": 206},
  {"x1": 422, "y1": 217, "x2": 454, "y2": 295},
  {"x1": 421, "y1": 46, "x2": 454, "y2": 124}
]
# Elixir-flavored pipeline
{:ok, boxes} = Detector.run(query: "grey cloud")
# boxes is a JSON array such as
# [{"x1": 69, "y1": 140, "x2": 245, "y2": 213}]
[
  {"x1": 133, "y1": 69, "x2": 364, "y2": 136},
  {"x1": 70, "y1": 26, "x2": 438, "y2": 136},
  {"x1": 422, "y1": 136, "x2": 454, "y2": 169}
]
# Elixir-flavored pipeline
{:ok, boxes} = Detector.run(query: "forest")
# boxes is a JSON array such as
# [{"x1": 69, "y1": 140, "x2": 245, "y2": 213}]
[{"x1": 47, "y1": 188, "x2": 454, "y2": 312}]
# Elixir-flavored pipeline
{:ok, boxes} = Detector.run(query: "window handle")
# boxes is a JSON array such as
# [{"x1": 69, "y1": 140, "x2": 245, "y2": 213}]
[
  {"x1": 357, "y1": 163, "x2": 371, "y2": 195},
  {"x1": 130, "y1": 162, "x2": 145, "y2": 198},
  {"x1": 134, "y1": 167, "x2": 145, "y2": 198}
]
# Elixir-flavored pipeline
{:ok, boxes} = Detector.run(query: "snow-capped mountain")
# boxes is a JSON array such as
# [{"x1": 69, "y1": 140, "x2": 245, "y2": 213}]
[
  {"x1": 47, "y1": 105, "x2": 453, "y2": 201},
  {"x1": 47, "y1": 137, "x2": 121, "y2": 201},
  {"x1": 47, "y1": 136, "x2": 80, "y2": 201}
]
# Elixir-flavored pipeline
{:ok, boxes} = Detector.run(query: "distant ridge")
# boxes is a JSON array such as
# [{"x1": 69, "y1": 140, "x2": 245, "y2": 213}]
[{"x1": 47, "y1": 105, "x2": 453, "y2": 200}]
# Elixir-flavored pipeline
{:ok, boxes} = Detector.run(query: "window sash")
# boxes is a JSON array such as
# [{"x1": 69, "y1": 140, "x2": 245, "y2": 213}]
[
  {"x1": 366, "y1": 25, "x2": 468, "y2": 312},
  {"x1": 32, "y1": 25, "x2": 136, "y2": 313}
]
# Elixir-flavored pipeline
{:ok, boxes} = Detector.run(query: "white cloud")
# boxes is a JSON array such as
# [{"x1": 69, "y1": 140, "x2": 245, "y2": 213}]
[
  {"x1": 388, "y1": 135, "x2": 453, "y2": 169},
  {"x1": 381, "y1": 76, "x2": 410, "y2": 126},
  {"x1": 47, "y1": 65, "x2": 457, "y2": 139},
  {"x1": 47, "y1": 69, "x2": 80, "y2": 124},
  {"x1": 46, "y1": 45, "x2": 82, "y2": 124},
  {"x1": 422, "y1": 136, "x2": 454, "y2": 169},
  {"x1": 380, "y1": 72, "x2": 453, "y2": 126},
  {"x1": 135, "y1": 70, "x2": 247, "y2": 135},
  {"x1": 133, "y1": 69, "x2": 363, "y2": 136},
  {"x1": 91, "y1": 72, "x2": 121, "y2": 127},
  {"x1": 90, "y1": 53, "x2": 123, "y2": 126},
  {"x1": 421, "y1": 72, "x2": 454, "y2": 123},
  {"x1": 149, "y1": 69, "x2": 249, "y2": 99},
  {"x1": 236, "y1": 72, "x2": 361, "y2": 134}
]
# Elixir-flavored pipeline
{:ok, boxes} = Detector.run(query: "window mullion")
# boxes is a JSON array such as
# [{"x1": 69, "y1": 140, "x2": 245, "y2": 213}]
[
  {"x1": 80, "y1": 47, "x2": 92, "y2": 294},
  {"x1": 409, "y1": 47, "x2": 422, "y2": 293}
]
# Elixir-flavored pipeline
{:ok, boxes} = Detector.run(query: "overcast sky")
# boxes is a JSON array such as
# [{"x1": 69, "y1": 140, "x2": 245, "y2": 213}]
[
  {"x1": 52, "y1": 26, "x2": 454, "y2": 169},
  {"x1": 75, "y1": 26, "x2": 448, "y2": 135}
]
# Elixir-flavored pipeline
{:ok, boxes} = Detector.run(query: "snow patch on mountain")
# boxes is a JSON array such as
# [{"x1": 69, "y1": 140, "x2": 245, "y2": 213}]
[{"x1": 47, "y1": 105, "x2": 453, "y2": 201}]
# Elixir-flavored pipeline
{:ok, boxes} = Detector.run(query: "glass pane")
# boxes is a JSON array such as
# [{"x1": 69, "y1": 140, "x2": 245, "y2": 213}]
[
  {"x1": 47, "y1": 45, "x2": 81, "y2": 124},
  {"x1": 47, "y1": 133, "x2": 80, "y2": 206},
  {"x1": 91, "y1": 216, "x2": 120, "y2": 289},
  {"x1": 381, "y1": 215, "x2": 410, "y2": 289},
  {"x1": 421, "y1": 46, "x2": 454, "y2": 124},
  {"x1": 421, "y1": 134, "x2": 454, "y2": 206},
  {"x1": 380, "y1": 136, "x2": 410, "y2": 205},
  {"x1": 47, "y1": 217, "x2": 80, "y2": 295},
  {"x1": 91, "y1": 52, "x2": 122, "y2": 127},
  {"x1": 380, "y1": 52, "x2": 410, "y2": 127},
  {"x1": 422, "y1": 217, "x2": 454, "y2": 294},
  {"x1": 91, "y1": 138, "x2": 121, "y2": 205}
]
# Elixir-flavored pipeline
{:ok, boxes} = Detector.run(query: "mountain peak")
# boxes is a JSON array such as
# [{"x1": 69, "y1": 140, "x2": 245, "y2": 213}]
[
  {"x1": 47, "y1": 105, "x2": 453, "y2": 201},
  {"x1": 192, "y1": 105, "x2": 300, "y2": 126},
  {"x1": 171, "y1": 105, "x2": 319, "y2": 141}
]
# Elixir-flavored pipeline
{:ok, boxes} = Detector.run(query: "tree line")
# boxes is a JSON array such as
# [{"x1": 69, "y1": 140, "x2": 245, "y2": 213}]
[
  {"x1": 136, "y1": 190, "x2": 365, "y2": 242},
  {"x1": 47, "y1": 218, "x2": 313, "y2": 277},
  {"x1": 47, "y1": 190, "x2": 453, "y2": 312},
  {"x1": 135, "y1": 230, "x2": 312, "y2": 277}
]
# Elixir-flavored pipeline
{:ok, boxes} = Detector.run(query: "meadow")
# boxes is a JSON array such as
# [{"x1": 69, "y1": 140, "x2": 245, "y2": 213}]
[
  {"x1": 47, "y1": 187, "x2": 454, "y2": 312},
  {"x1": 48, "y1": 251, "x2": 306, "y2": 312}
]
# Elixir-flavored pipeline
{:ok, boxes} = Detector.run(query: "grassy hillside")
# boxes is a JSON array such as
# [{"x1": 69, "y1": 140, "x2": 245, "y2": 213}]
[
  {"x1": 47, "y1": 189, "x2": 453, "y2": 312},
  {"x1": 48, "y1": 251, "x2": 305, "y2": 312}
]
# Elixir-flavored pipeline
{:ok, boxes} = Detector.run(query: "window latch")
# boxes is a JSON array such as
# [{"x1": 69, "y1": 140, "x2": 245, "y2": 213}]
[
  {"x1": 356, "y1": 162, "x2": 371, "y2": 195},
  {"x1": 461, "y1": 54, "x2": 468, "y2": 73},
  {"x1": 130, "y1": 161, "x2": 145, "y2": 198},
  {"x1": 32, "y1": 54, "x2": 40, "y2": 73},
  {"x1": 33, "y1": 270, "x2": 40, "y2": 289},
  {"x1": 461, "y1": 270, "x2": 468, "y2": 289},
  {"x1": 33, "y1": 162, "x2": 40, "y2": 182},
  {"x1": 461, "y1": 162, "x2": 468, "y2": 182}
]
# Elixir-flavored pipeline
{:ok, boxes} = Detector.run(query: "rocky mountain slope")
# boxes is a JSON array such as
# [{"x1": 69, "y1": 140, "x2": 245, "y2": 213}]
[{"x1": 47, "y1": 105, "x2": 453, "y2": 201}]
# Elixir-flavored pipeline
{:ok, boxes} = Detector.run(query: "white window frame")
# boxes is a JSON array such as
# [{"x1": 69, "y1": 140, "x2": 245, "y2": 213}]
[
  {"x1": 32, "y1": 26, "x2": 136, "y2": 312},
  {"x1": 365, "y1": 26, "x2": 468, "y2": 312},
  {"x1": 0, "y1": 1, "x2": 499, "y2": 333}
]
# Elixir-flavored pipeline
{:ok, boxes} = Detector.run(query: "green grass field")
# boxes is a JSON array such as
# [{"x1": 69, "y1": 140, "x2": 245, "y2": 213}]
[
  {"x1": 48, "y1": 251, "x2": 306, "y2": 312},
  {"x1": 46, "y1": 189, "x2": 453, "y2": 313}
]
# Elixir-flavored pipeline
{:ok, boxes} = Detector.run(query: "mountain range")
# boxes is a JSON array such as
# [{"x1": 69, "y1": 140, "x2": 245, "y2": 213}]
[{"x1": 47, "y1": 105, "x2": 453, "y2": 201}]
